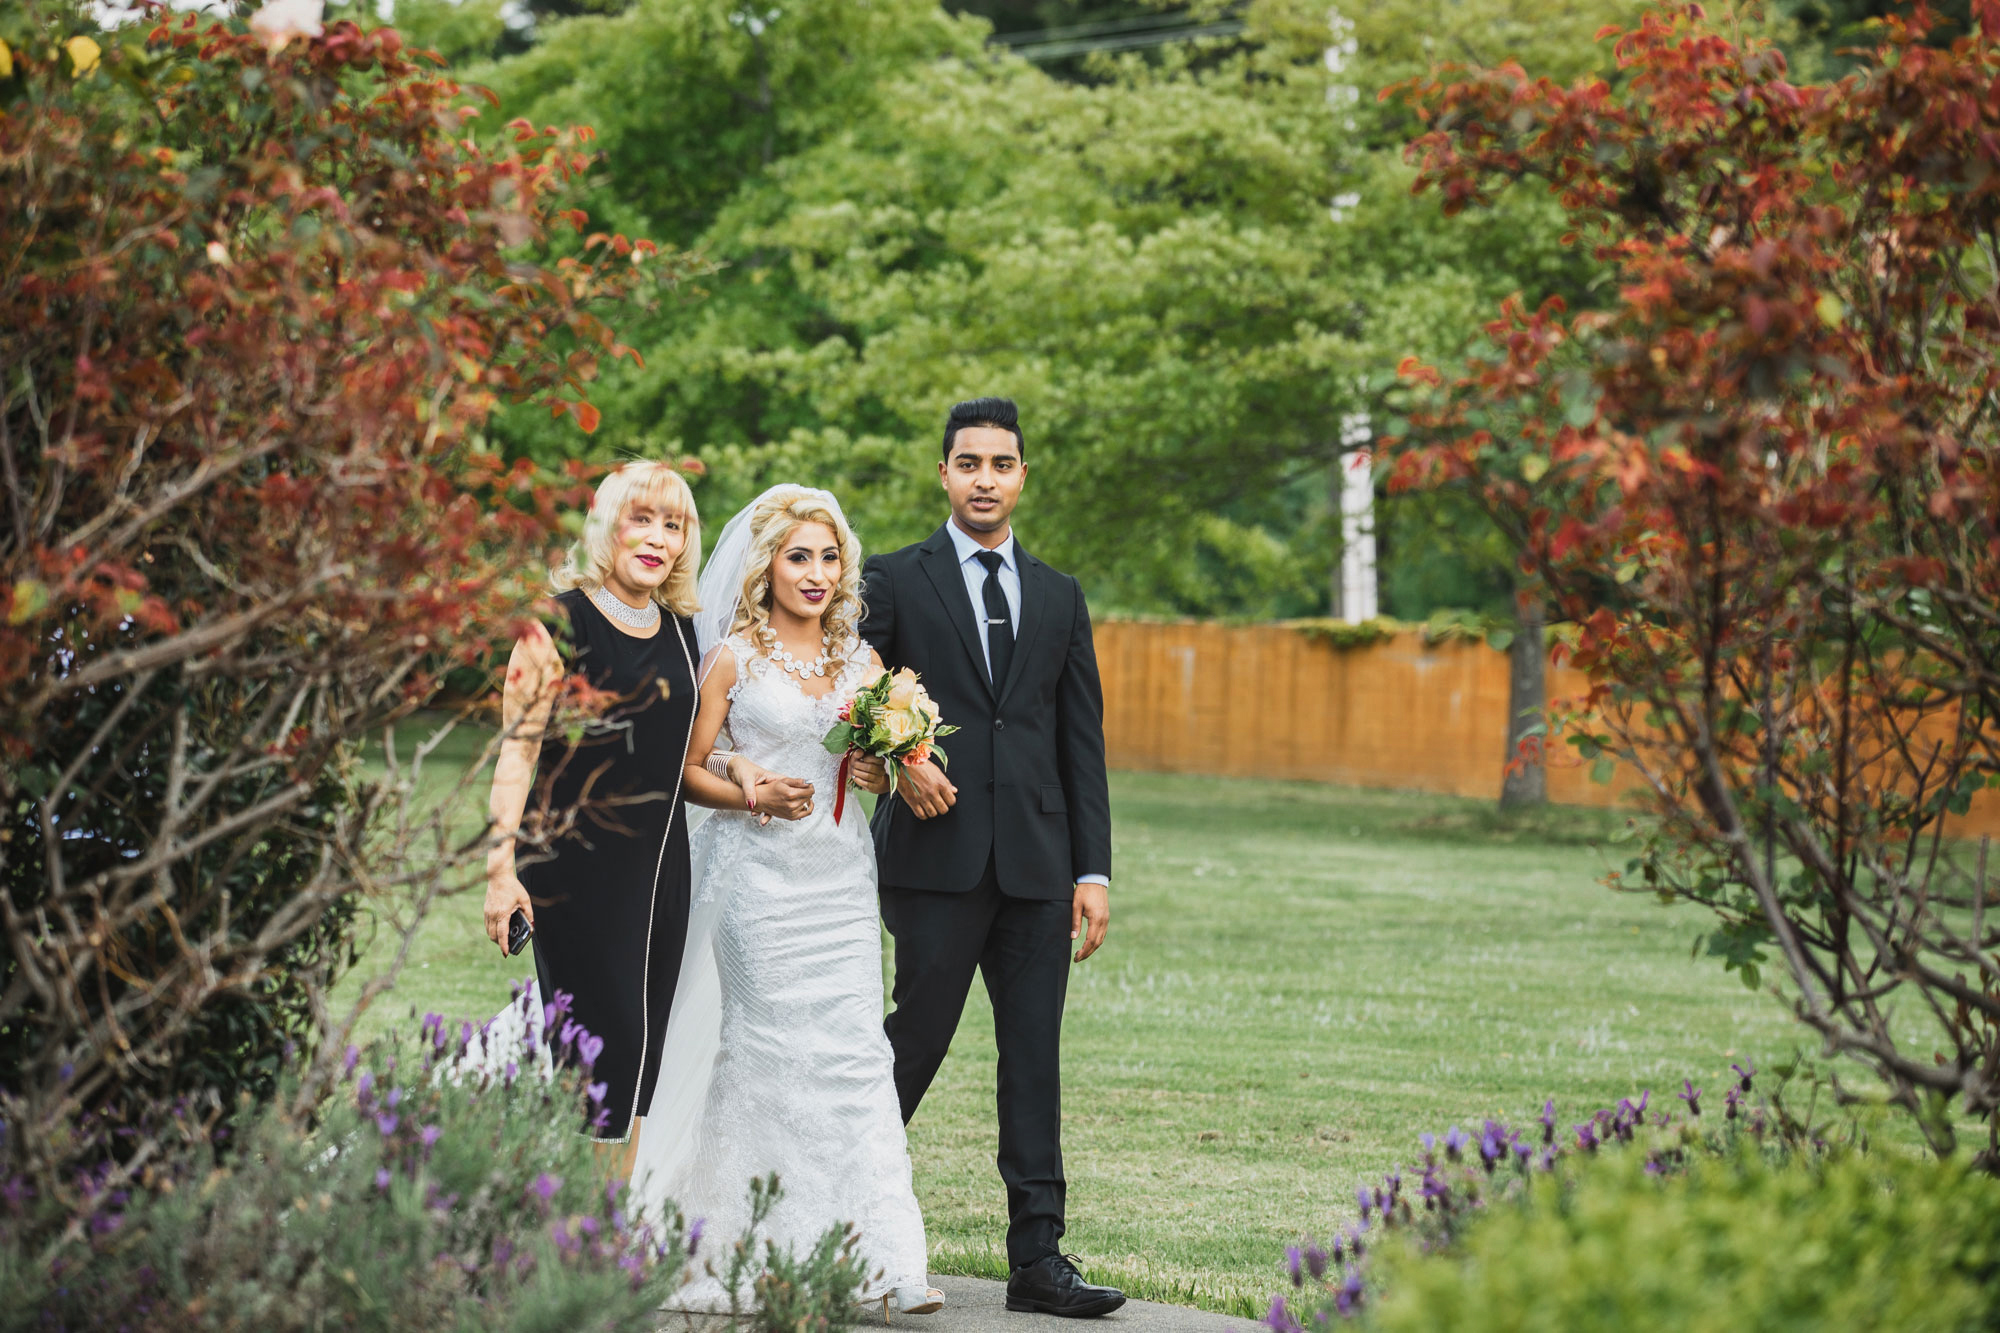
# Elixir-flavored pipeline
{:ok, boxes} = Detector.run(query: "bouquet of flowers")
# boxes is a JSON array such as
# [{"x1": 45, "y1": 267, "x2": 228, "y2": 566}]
[{"x1": 822, "y1": 667, "x2": 959, "y2": 823}]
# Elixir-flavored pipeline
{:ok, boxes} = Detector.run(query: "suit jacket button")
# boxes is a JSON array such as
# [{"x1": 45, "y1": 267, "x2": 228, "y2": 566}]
[{"x1": 994, "y1": 717, "x2": 1006, "y2": 731}]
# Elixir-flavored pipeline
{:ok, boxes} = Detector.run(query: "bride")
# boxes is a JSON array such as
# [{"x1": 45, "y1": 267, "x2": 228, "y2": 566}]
[{"x1": 631, "y1": 485, "x2": 943, "y2": 1316}]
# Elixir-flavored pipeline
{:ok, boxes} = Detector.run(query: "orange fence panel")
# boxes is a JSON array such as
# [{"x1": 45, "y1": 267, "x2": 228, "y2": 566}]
[{"x1": 1094, "y1": 618, "x2": 2000, "y2": 836}]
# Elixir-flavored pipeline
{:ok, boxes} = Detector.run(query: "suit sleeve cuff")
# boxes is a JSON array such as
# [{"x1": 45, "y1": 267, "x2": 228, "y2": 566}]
[{"x1": 1075, "y1": 874, "x2": 1109, "y2": 887}]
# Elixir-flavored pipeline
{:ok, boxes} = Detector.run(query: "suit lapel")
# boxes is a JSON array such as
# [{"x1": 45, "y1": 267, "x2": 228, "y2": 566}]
[
  {"x1": 997, "y1": 545, "x2": 1047, "y2": 709},
  {"x1": 918, "y1": 525, "x2": 995, "y2": 696}
]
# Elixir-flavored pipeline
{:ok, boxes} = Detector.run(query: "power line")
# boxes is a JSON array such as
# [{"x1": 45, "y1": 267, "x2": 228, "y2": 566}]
[
  {"x1": 988, "y1": 10, "x2": 1222, "y2": 46},
  {"x1": 1002, "y1": 19, "x2": 1246, "y2": 61},
  {"x1": 988, "y1": 7, "x2": 1249, "y2": 63}
]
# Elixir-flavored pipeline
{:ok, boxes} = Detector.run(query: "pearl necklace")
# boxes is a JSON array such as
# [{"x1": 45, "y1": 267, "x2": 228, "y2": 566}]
[
  {"x1": 590, "y1": 585, "x2": 660, "y2": 631},
  {"x1": 762, "y1": 629, "x2": 835, "y2": 678}
]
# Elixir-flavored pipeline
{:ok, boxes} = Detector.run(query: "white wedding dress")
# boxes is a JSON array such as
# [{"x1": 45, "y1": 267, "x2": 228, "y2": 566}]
[{"x1": 632, "y1": 632, "x2": 929, "y2": 1308}]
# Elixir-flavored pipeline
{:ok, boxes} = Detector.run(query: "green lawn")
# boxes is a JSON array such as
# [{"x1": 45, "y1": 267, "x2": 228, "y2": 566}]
[{"x1": 339, "y1": 758, "x2": 1802, "y2": 1315}]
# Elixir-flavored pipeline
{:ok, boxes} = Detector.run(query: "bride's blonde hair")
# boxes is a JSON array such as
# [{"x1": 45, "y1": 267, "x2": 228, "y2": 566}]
[
  {"x1": 730, "y1": 489, "x2": 863, "y2": 650},
  {"x1": 551, "y1": 461, "x2": 701, "y2": 615}
]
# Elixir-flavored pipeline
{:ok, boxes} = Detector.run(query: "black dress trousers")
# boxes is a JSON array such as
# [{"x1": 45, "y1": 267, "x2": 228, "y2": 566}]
[{"x1": 879, "y1": 857, "x2": 1074, "y2": 1269}]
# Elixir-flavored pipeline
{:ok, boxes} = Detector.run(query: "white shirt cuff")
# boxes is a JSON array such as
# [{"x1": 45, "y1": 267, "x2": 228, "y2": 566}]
[{"x1": 1075, "y1": 874, "x2": 1109, "y2": 887}]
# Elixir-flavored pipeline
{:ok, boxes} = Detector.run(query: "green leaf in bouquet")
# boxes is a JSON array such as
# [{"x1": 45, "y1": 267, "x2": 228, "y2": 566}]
[{"x1": 822, "y1": 720, "x2": 855, "y2": 755}]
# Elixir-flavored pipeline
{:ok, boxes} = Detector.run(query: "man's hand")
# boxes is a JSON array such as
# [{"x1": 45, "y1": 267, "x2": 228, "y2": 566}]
[
  {"x1": 850, "y1": 754, "x2": 891, "y2": 795},
  {"x1": 1071, "y1": 881, "x2": 1109, "y2": 962},
  {"x1": 897, "y1": 758, "x2": 958, "y2": 819}
]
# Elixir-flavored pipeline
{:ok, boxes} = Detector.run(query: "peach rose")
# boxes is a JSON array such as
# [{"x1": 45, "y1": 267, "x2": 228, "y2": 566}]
[{"x1": 885, "y1": 668, "x2": 919, "y2": 712}]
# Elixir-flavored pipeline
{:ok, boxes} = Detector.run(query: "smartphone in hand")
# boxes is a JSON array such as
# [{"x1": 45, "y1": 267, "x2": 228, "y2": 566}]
[{"x1": 507, "y1": 908, "x2": 533, "y2": 956}]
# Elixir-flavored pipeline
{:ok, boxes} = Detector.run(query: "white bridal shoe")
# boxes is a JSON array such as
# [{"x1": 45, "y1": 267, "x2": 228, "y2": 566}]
[{"x1": 864, "y1": 1284, "x2": 945, "y2": 1321}]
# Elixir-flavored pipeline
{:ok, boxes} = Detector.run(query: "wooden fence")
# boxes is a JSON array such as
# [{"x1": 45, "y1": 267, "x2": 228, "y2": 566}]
[{"x1": 1093, "y1": 618, "x2": 2000, "y2": 836}]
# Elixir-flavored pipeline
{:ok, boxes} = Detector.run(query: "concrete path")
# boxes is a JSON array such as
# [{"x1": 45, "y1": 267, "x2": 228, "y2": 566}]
[{"x1": 661, "y1": 1275, "x2": 1244, "y2": 1333}]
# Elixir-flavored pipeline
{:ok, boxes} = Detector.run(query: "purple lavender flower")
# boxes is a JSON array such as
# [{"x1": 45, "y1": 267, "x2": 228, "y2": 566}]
[
  {"x1": 1263, "y1": 1295, "x2": 1302, "y2": 1333},
  {"x1": 1442, "y1": 1126, "x2": 1468, "y2": 1161},
  {"x1": 374, "y1": 1168, "x2": 392, "y2": 1190},
  {"x1": 587, "y1": 1081, "x2": 608, "y2": 1106},
  {"x1": 357, "y1": 1070, "x2": 375, "y2": 1102},
  {"x1": 1731, "y1": 1062, "x2": 1755, "y2": 1090},
  {"x1": 1677, "y1": 1080, "x2": 1701, "y2": 1116},
  {"x1": 1356, "y1": 1185, "x2": 1372, "y2": 1221},
  {"x1": 1333, "y1": 1273, "x2": 1364, "y2": 1317},
  {"x1": 1725, "y1": 1085, "x2": 1743, "y2": 1120},
  {"x1": 1575, "y1": 1122, "x2": 1599, "y2": 1152},
  {"x1": 688, "y1": 1217, "x2": 705, "y2": 1254},
  {"x1": 419, "y1": 1124, "x2": 441, "y2": 1150},
  {"x1": 386, "y1": 1087, "x2": 403, "y2": 1110},
  {"x1": 1539, "y1": 1099, "x2": 1557, "y2": 1145},
  {"x1": 531, "y1": 1172, "x2": 560, "y2": 1203},
  {"x1": 375, "y1": 1112, "x2": 399, "y2": 1136},
  {"x1": 1419, "y1": 1165, "x2": 1450, "y2": 1210},
  {"x1": 579, "y1": 1032, "x2": 605, "y2": 1068},
  {"x1": 1418, "y1": 1131, "x2": 1436, "y2": 1157},
  {"x1": 342, "y1": 1046, "x2": 360, "y2": 1077},
  {"x1": 58, "y1": 1063, "x2": 73, "y2": 1083},
  {"x1": 606, "y1": 1178, "x2": 624, "y2": 1205},
  {"x1": 1286, "y1": 1245, "x2": 1304, "y2": 1288},
  {"x1": 1477, "y1": 1122, "x2": 1504, "y2": 1171},
  {"x1": 1304, "y1": 1244, "x2": 1328, "y2": 1280}
]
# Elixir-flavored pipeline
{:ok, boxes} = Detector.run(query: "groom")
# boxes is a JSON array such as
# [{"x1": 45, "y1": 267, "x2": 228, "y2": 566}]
[{"x1": 859, "y1": 398, "x2": 1123, "y2": 1318}]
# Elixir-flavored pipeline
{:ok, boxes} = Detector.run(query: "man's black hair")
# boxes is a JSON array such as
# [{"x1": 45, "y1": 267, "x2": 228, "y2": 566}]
[{"x1": 942, "y1": 396, "x2": 1025, "y2": 461}]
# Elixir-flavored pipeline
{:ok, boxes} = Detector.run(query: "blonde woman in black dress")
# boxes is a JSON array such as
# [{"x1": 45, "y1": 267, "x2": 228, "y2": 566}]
[{"x1": 483, "y1": 461, "x2": 702, "y2": 1145}]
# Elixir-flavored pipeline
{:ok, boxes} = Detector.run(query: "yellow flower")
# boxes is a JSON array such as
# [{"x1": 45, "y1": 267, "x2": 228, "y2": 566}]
[
  {"x1": 0, "y1": 39, "x2": 14, "y2": 79},
  {"x1": 882, "y1": 707, "x2": 921, "y2": 747},
  {"x1": 66, "y1": 35, "x2": 100, "y2": 78},
  {"x1": 885, "y1": 668, "x2": 918, "y2": 712}
]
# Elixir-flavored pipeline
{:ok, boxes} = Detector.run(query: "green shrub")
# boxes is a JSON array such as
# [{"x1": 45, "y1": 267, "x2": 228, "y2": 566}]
[{"x1": 1366, "y1": 1148, "x2": 2000, "y2": 1333}]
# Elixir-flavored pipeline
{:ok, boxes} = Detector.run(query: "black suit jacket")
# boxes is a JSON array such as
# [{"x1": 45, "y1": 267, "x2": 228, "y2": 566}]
[{"x1": 861, "y1": 524, "x2": 1112, "y2": 899}]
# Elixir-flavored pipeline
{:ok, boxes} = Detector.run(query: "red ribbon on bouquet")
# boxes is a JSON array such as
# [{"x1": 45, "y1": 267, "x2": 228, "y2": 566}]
[{"x1": 833, "y1": 750, "x2": 854, "y2": 825}]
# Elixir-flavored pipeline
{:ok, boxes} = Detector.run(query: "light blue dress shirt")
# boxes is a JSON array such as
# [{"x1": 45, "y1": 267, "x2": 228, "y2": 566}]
[{"x1": 943, "y1": 519, "x2": 1108, "y2": 890}]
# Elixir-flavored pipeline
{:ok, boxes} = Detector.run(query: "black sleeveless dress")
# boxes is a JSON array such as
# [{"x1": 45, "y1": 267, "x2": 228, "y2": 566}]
[{"x1": 521, "y1": 589, "x2": 697, "y2": 1141}]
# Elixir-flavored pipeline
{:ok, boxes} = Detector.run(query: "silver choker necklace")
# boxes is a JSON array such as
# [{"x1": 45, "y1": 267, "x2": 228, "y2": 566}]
[{"x1": 590, "y1": 585, "x2": 660, "y2": 630}]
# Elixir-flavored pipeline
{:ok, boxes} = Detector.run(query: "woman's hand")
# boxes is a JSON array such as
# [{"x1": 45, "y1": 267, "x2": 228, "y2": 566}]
[
  {"x1": 751, "y1": 774, "x2": 817, "y2": 822},
  {"x1": 849, "y1": 754, "x2": 891, "y2": 795},
  {"x1": 723, "y1": 757, "x2": 814, "y2": 824},
  {"x1": 484, "y1": 870, "x2": 533, "y2": 957}
]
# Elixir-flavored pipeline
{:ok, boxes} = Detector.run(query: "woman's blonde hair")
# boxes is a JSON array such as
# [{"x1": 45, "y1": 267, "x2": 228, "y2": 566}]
[
  {"x1": 552, "y1": 461, "x2": 701, "y2": 616},
  {"x1": 730, "y1": 488, "x2": 863, "y2": 650}
]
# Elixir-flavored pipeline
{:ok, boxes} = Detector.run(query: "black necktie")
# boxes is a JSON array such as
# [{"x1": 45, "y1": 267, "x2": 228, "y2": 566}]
[{"x1": 975, "y1": 549, "x2": 1013, "y2": 691}]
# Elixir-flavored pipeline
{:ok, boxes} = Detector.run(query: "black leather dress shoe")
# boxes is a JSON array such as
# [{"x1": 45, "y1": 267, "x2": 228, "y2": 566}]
[{"x1": 1005, "y1": 1253, "x2": 1127, "y2": 1318}]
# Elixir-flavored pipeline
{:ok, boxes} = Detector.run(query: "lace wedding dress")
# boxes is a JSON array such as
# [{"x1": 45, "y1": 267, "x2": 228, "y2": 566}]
[{"x1": 634, "y1": 632, "x2": 929, "y2": 1309}]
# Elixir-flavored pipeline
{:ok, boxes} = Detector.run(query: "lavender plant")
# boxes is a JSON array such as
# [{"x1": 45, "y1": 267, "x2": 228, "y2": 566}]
[
  {"x1": 0, "y1": 987, "x2": 689, "y2": 1331},
  {"x1": 1262, "y1": 1062, "x2": 1860, "y2": 1325},
  {"x1": 708, "y1": 1173, "x2": 871, "y2": 1333}
]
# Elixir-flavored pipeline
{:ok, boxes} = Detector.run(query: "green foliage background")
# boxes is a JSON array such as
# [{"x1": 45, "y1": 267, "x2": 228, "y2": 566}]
[
  {"x1": 372, "y1": 0, "x2": 1676, "y2": 617},
  {"x1": 1369, "y1": 1146, "x2": 2000, "y2": 1332}
]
